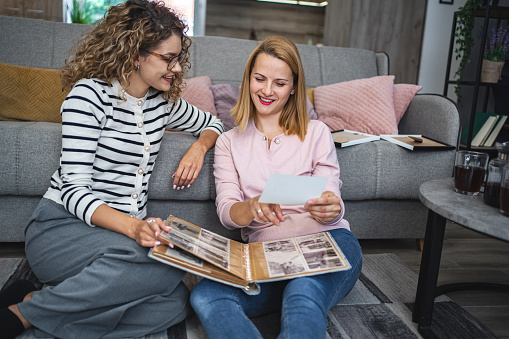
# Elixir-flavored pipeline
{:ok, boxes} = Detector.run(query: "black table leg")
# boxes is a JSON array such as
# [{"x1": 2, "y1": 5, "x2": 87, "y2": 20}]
[{"x1": 412, "y1": 209, "x2": 447, "y2": 338}]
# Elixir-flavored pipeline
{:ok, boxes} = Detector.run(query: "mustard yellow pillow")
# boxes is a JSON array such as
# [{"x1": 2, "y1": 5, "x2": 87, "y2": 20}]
[{"x1": 0, "y1": 62, "x2": 70, "y2": 122}]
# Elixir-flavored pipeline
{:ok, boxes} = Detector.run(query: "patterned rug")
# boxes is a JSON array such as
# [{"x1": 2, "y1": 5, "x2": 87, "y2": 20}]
[{"x1": 0, "y1": 254, "x2": 496, "y2": 339}]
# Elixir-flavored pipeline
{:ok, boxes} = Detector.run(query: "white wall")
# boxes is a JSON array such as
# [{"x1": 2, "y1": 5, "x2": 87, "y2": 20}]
[{"x1": 418, "y1": 0, "x2": 467, "y2": 102}]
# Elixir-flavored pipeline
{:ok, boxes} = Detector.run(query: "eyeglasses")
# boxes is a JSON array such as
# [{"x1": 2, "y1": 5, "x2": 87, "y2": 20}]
[{"x1": 142, "y1": 50, "x2": 184, "y2": 70}]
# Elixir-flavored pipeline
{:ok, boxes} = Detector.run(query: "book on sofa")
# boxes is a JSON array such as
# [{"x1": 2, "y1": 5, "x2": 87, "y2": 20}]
[
  {"x1": 149, "y1": 215, "x2": 351, "y2": 293},
  {"x1": 380, "y1": 135, "x2": 455, "y2": 151},
  {"x1": 331, "y1": 129, "x2": 380, "y2": 148}
]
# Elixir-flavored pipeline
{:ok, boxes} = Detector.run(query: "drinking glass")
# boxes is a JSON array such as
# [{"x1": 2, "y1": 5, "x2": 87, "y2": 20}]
[
  {"x1": 484, "y1": 158, "x2": 505, "y2": 208},
  {"x1": 500, "y1": 164, "x2": 509, "y2": 217},
  {"x1": 453, "y1": 151, "x2": 489, "y2": 195}
]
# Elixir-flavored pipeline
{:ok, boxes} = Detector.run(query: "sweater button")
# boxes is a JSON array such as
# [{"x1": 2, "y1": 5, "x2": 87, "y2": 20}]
[
  {"x1": 132, "y1": 193, "x2": 138, "y2": 199},
  {"x1": 138, "y1": 122, "x2": 144, "y2": 128},
  {"x1": 137, "y1": 100, "x2": 143, "y2": 106},
  {"x1": 275, "y1": 138, "x2": 281, "y2": 144},
  {"x1": 138, "y1": 168, "x2": 144, "y2": 175},
  {"x1": 144, "y1": 146, "x2": 151, "y2": 152},
  {"x1": 262, "y1": 136, "x2": 267, "y2": 141}
]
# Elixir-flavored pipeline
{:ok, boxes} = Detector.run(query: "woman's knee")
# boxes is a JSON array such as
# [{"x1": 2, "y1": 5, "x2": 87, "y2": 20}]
[
  {"x1": 190, "y1": 281, "x2": 207, "y2": 311},
  {"x1": 190, "y1": 279, "x2": 220, "y2": 310},
  {"x1": 283, "y1": 278, "x2": 327, "y2": 313},
  {"x1": 190, "y1": 279, "x2": 239, "y2": 313},
  {"x1": 329, "y1": 228, "x2": 362, "y2": 275}
]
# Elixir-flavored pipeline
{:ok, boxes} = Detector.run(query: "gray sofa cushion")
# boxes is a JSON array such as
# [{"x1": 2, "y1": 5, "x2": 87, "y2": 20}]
[
  {"x1": 337, "y1": 140, "x2": 455, "y2": 200},
  {"x1": 188, "y1": 36, "x2": 258, "y2": 86},
  {"x1": 318, "y1": 46, "x2": 380, "y2": 85},
  {"x1": 0, "y1": 122, "x2": 61, "y2": 195},
  {"x1": 188, "y1": 36, "x2": 386, "y2": 88},
  {"x1": 0, "y1": 16, "x2": 90, "y2": 69},
  {"x1": 0, "y1": 122, "x2": 215, "y2": 201}
]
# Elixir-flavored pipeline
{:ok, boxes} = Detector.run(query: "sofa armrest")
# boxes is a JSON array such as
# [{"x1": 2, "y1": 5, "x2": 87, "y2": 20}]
[{"x1": 397, "y1": 94, "x2": 460, "y2": 147}]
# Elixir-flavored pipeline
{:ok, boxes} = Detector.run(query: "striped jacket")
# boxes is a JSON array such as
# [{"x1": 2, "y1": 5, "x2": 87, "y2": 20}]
[{"x1": 44, "y1": 78, "x2": 224, "y2": 226}]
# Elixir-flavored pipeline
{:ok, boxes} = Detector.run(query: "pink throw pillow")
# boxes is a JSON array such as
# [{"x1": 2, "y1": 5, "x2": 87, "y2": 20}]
[
  {"x1": 210, "y1": 84, "x2": 240, "y2": 131},
  {"x1": 180, "y1": 76, "x2": 217, "y2": 115},
  {"x1": 314, "y1": 76, "x2": 398, "y2": 135},
  {"x1": 307, "y1": 96, "x2": 318, "y2": 120},
  {"x1": 393, "y1": 84, "x2": 422, "y2": 123}
]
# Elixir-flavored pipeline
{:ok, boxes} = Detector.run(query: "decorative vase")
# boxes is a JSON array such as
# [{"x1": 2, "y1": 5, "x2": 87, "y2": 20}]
[{"x1": 481, "y1": 59, "x2": 505, "y2": 83}]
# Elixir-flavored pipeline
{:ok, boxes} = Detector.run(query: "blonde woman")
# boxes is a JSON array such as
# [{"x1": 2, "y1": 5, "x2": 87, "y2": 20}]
[
  {"x1": 190, "y1": 36, "x2": 362, "y2": 338},
  {"x1": 0, "y1": 1, "x2": 223, "y2": 338}
]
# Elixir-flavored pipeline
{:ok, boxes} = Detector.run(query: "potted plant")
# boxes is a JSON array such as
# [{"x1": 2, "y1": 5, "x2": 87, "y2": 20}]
[
  {"x1": 67, "y1": 0, "x2": 91, "y2": 24},
  {"x1": 481, "y1": 24, "x2": 509, "y2": 82},
  {"x1": 454, "y1": 0, "x2": 484, "y2": 103}
]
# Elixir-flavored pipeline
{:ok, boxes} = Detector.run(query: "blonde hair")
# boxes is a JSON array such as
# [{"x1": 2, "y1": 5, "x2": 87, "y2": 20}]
[
  {"x1": 60, "y1": 0, "x2": 191, "y2": 102},
  {"x1": 232, "y1": 36, "x2": 309, "y2": 140}
]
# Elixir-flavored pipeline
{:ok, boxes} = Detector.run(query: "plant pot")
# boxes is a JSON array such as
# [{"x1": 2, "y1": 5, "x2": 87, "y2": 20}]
[{"x1": 481, "y1": 59, "x2": 505, "y2": 83}]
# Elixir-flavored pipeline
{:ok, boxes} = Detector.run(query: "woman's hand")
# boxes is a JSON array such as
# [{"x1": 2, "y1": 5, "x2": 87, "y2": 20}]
[
  {"x1": 173, "y1": 130, "x2": 219, "y2": 190},
  {"x1": 304, "y1": 191, "x2": 342, "y2": 223},
  {"x1": 173, "y1": 142, "x2": 206, "y2": 190},
  {"x1": 128, "y1": 217, "x2": 173, "y2": 248},
  {"x1": 249, "y1": 196, "x2": 285, "y2": 226}
]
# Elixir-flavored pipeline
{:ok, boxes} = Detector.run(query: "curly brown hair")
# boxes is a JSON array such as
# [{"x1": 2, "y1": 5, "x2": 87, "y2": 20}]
[{"x1": 60, "y1": 0, "x2": 191, "y2": 102}]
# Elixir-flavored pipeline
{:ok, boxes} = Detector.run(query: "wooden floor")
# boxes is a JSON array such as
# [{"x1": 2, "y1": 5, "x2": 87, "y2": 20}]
[{"x1": 2, "y1": 220, "x2": 509, "y2": 338}]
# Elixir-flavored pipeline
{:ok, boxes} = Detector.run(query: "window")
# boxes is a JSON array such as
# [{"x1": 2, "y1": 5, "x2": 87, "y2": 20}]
[{"x1": 63, "y1": 0, "x2": 204, "y2": 36}]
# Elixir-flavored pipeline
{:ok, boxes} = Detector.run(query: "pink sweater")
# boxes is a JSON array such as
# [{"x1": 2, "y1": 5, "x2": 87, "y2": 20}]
[{"x1": 214, "y1": 119, "x2": 349, "y2": 243}]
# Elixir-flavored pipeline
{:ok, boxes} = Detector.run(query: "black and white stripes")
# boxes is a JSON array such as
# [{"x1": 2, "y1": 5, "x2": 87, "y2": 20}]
[{"x1": 43, "y1": 78, "x2": 223, "y2": 226}]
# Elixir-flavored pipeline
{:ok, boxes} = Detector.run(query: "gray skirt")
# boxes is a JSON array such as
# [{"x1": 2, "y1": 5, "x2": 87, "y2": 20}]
[{"x1": 18, "y1": 198, "x2": 190, "y2": 338}]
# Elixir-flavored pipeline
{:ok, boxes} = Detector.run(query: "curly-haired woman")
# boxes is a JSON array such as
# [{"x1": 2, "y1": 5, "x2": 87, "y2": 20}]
[{"x1": 0, "y1": 1, "x2": 223, "y2": 338}]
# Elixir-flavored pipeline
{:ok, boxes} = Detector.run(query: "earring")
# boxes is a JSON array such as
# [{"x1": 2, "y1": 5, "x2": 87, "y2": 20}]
[{"x1": 135, "y1": 65, "x2": 140, "y2": 71}]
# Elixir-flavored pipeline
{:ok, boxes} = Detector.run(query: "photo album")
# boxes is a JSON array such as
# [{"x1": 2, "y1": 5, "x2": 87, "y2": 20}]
[{"x1": 149, "y1": 215, "x2": 351, "y2": 293}]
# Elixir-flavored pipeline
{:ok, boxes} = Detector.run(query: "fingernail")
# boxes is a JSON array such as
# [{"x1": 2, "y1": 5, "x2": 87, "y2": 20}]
[
  {"x1": 177, "y1": 187, "x2": 180, "y2": 190},
  {"x1": 187, "y1": 184, "x2": 191, "y2": 188},
  {"x1": 172, "y1": 174, "x2": 175, "y2": 178},
  {"x1": 155, "y1": 241, "x2": 161, "y2": 246},
  {"x1": 181, "y1": 186, "x2": 185, "y2": 190},
  {"x1": 173, "y1": 185, "x2": 176, "y2": 190}
]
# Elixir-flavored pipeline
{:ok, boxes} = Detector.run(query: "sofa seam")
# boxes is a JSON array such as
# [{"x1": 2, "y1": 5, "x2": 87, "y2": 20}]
[
  {"x1": 208, "y1": 149, "x2": 216, "y2": 200},
  {"x1": 317, "y1": 46, "x2": 324, "y2": 86},
  {"x1": 15, "y1": 125, "x2": 20, "y2": 195},
  {"x1": 375, "y1": 142, "x2": 381, "y2": 199},
  {"x1": 50, "y1": 22, "x2": 56, "y2": 69}
]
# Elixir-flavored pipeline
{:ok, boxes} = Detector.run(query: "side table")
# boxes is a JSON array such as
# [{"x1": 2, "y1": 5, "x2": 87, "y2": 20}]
[{"x1": 412, "y1": 177, "x2": 509, "y2": 338}]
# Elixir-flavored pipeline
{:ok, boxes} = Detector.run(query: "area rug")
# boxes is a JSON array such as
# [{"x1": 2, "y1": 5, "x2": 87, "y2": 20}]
[{"x1": 1, "y1": 254, "x2": 496, "y2": 339}]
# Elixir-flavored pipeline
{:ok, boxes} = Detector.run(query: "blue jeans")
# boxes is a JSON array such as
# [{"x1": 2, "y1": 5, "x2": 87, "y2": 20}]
[{"x1": 190, "y1": 228, "x2": 362, "y2": 339}]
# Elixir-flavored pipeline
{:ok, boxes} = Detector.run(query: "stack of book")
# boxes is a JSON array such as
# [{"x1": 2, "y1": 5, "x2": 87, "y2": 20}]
[{"x1": 461, "y1": 112, "x2": 508, "y2": 147}]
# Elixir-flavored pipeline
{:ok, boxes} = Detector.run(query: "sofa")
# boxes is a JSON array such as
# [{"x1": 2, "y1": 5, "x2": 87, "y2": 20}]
[{"x1": 0, "y1": 15, "x2": 460, "y2": 243}]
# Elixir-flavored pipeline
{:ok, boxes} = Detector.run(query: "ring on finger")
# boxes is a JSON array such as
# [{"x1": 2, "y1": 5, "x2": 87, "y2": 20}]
[
  {"x1": 256, "y1": 209, "x2": 262, "y2": 214},
  {"x1": 147, "y1": 219, "x2": 156, "y2": 224}
]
